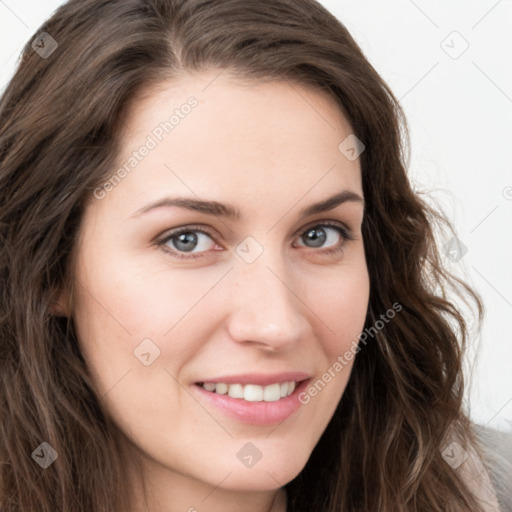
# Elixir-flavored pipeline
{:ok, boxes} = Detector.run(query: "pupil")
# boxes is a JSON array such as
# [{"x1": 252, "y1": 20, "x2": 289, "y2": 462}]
[
  {"x1": 305, "y1": 228, "x2": 326, "y2": 248},
  {"x1": 174, "y1": 232, "x2": 197, "y2": 252}
]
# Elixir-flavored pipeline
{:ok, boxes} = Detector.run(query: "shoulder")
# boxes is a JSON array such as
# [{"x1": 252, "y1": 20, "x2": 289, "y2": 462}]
[{"x1": 468, "y1": 422, "x2": 512, "y2": 512}]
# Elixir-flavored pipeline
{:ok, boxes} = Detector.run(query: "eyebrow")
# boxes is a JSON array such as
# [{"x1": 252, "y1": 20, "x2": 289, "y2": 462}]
[{"x1": 130, "y1": 189, "x2": 364, "y2": 221}]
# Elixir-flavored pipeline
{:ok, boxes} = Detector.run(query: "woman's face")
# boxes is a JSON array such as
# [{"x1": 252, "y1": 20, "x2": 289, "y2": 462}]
[{"x1": 60, "y1": 70, "x2": 370, "y2": 506}]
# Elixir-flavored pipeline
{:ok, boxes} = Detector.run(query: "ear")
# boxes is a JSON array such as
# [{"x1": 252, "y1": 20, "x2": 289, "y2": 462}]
[{"x1": 49, "y1": 286, "x2": 70, "y2": 317}]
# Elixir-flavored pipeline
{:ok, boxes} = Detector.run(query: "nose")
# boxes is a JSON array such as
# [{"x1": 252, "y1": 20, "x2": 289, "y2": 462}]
[{"x1": 224, "y1": 252, "x2": 311, "y2": 352}]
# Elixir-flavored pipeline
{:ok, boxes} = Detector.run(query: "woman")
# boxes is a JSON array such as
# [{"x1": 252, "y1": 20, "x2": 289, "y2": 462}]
[{"x1": 0, "y1": 0, "x2": 510, "y2": 511}]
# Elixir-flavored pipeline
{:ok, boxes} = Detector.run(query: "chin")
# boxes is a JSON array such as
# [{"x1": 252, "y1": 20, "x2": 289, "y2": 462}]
[{"x1": 219, "y1": 453, "x2": 308, "y2": 491}]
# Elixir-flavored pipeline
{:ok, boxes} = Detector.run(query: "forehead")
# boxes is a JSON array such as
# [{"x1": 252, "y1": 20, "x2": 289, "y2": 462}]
[{"x1": 100, "y1": 71, "x2": 363, "y2": 218}]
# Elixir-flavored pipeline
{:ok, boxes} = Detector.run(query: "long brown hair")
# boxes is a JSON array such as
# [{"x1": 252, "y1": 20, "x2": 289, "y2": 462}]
[{"x1": 0, "y1": 0, "x2": 495, "y2": 510}]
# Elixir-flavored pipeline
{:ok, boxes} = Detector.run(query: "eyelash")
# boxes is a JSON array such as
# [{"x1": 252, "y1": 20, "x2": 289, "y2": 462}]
[{"x1": 155, "y1": 220, "x2": 355, "y2": 260}]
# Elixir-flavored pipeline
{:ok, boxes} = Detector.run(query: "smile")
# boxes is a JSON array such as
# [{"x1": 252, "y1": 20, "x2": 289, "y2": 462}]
[
  {"x1": 192, "y1": 378, "x2": 311, "y2": 425},
  {"x1": 197, "y1": 381, "x2": 300, "y2": 402}
]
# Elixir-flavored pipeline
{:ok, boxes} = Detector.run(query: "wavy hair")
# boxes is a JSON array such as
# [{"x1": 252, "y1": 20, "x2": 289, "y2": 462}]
[{"x1": 0, "y1": 0, "x2": 499, "y2": 510}]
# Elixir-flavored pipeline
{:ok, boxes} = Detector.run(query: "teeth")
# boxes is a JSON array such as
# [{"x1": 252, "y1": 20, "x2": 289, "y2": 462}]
[
  {"x1": 216, "y1": 383, "x2": 228, "y2": 394},
  {"x1": 228, "y1": 384, "x2": 243, "y2": 399},
  {"x1": 200, "y1": 381, "x2": 298, "y2": 401}
]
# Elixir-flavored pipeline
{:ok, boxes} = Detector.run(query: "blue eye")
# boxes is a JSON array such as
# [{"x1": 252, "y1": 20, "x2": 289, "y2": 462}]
[
  {"x1": 295, "y1": 223, "x2": 352, "y2": 254},
  {"x1": 156, "y1": 221, "x2": 354, "y2": 260},
  {"x1": 159, "y1": 227, "x2": 217, "y2": 257}
]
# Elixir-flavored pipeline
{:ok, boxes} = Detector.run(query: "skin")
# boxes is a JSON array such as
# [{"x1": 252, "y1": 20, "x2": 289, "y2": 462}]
[{"x1": 55, "y1": 70, "x2": 370, "y2": 512}]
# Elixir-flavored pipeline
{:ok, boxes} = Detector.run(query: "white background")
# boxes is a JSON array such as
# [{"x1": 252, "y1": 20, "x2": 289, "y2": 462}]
[{"x1": 1, "y1": 0, "x2": 510, "y2": 432}]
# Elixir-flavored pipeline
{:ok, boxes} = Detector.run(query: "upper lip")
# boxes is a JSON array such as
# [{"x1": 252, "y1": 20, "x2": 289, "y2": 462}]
[{"x1": 196, "y1": 372, "x2": 312, "y2": 386}]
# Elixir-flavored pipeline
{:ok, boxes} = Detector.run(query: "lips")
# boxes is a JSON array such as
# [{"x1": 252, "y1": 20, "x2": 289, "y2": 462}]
[{"x1": 191, "y1": 377, "x2": 312, "y2": 425}]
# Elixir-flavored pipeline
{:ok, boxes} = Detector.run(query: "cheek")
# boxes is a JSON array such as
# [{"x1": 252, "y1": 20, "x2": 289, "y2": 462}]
[
  {"x1": 291, "y1": 263, "x2": 369, "y2": 417},
  {"x1": 76, "y1": 245, "x2": 202, "y2": 334},
  {"x1": 314, "y1": 262, "x2": 370, "y2": 358},
  {"x1": 71, "y1": 252, "x2": 218, "y2": 387}
]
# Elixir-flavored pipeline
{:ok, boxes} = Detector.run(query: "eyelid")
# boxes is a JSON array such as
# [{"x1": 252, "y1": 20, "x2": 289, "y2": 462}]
[
  {"x1": 155, "y1": 224, "x2": 219, "y2": 245},
  {"x1": 292, "y1": 218, "x2": 353, "y2": 241}
]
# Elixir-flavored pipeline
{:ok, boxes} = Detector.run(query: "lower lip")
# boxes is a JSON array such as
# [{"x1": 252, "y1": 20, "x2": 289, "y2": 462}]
[{"x1": 192, "y1": 379, "x2": 311, "y2": 426}]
